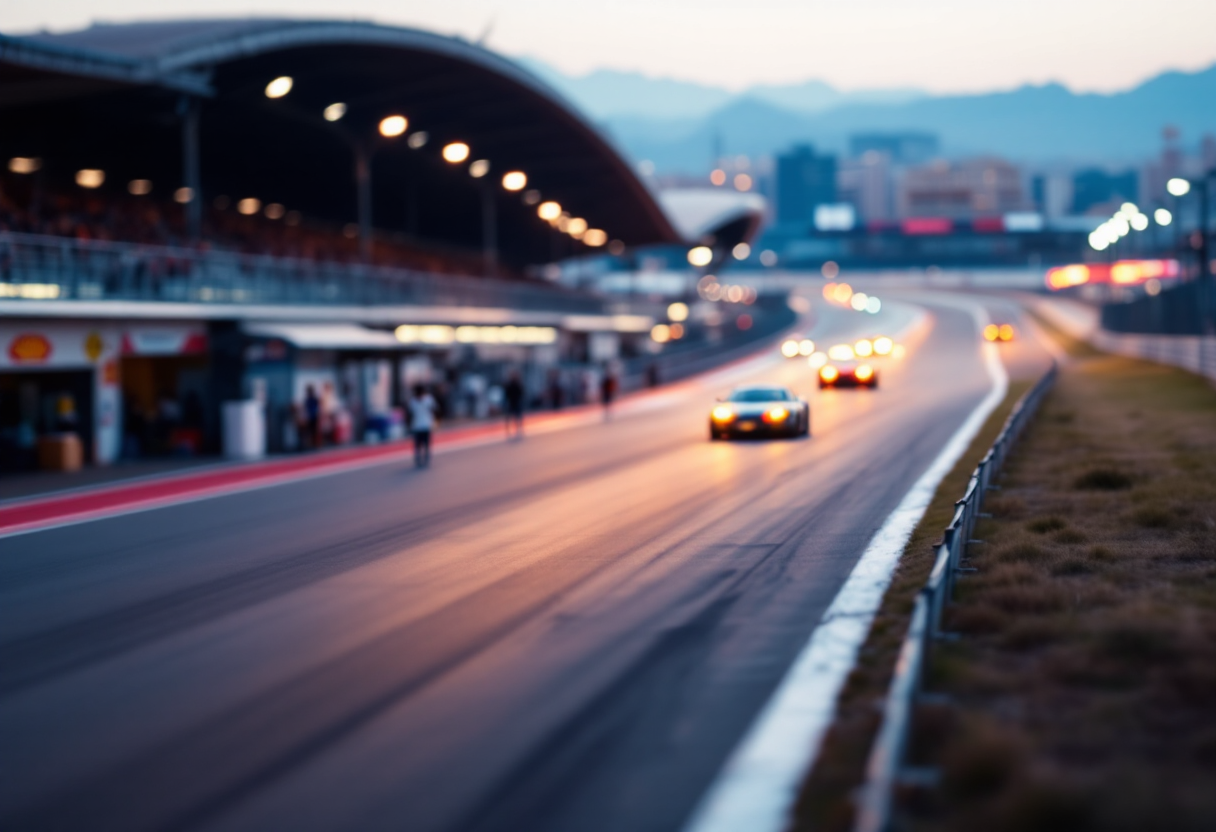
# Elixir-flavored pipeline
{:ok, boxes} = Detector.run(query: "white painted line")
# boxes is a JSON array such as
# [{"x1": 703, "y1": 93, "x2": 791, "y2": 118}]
[{"x1": 682, "y1": 302, "x2": 1009, "y2": 832}]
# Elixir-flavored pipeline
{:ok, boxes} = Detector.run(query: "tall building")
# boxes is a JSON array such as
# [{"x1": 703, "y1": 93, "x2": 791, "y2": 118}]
[
  {"x1": 838, "y1": 151, "x2": 894, "y2": 222},
  {"x1": 898, "y1": 157, "x2": 1027, "y2": 219},
  {"x1": 849, "y1": 133, "x2": 939, "y2": 166},
  {"x1": 775, "y1": 144, "x2": 837, "y2": 225}
]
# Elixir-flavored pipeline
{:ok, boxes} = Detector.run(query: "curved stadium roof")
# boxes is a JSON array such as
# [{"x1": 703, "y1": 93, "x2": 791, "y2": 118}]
[{"x1": 0, "y1": 19, "x2": 681, "y2": 267}]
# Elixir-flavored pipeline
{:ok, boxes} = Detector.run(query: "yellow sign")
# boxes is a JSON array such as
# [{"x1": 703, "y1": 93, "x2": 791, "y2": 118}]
[{"x1": 85, "y1": 332, "x2": 104, "y2": 362}]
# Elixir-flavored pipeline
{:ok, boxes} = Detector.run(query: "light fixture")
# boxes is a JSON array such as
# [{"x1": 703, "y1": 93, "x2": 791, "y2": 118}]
[
  {"x1": 687, "y1": 246, "x2": 713, "y2": 267},
  {"x1": 537, "y1": 201, "x2": 561, "y2": 221},
  {"x1": 608, "y1": 240, "x2": 626, "y2": 256},
  {"x1": 667, "y1": 302, "x2": 689, "y2": 322},
  {"x1": 264, "y1": 76, "x2": 293, "y2": 99},
  {"x1": 734, "y1": 173, "x2": 753, "y2": 191},
  {"x1": 502, "y1": 171, "x2": 527, "y2": 191},
  {"x1": 1166, "y1": 177, "x2": 1191, "y2": 197},
  {"x1": 582, "y1": 228, "x2": 608, "y2": 247},
  {"x1": 379, "y1": 115, "x2": 408, "y2": 137},
  {"x1": 128, "y1": 179, "x2": 152, "y2": 195},
  {"x1": 264, "y1": 203, "x2": 286, "y2": 220},
  {"x1": 1155, "y1": 208, "x2": 1173, "y2": 226},
  {"x1": 75, "y1": 169, "x2": 104, "y2": 189},
  {"x1": 732, "y1": 242, "x2": 751, "y2": 260},
  {"x1": 237, "y1": 198, "x2": 261, "y2": 216},
  {"x1": 523, "y1": 189, "x2": 541, "y2": 205},
  {"x1": 8, "y1": 157, "x2": 41, "y2": 174},
  {"x1": 443, "y1": 142, "x2": 470, "y2": 163},
  {"x1": 710, "y1": 169, "x2": 726, "y2": 186},
  {"x1": 322, "y1": 102, "x2": 346, "y2": 122},
  {"x1": 173, "y1": 187, "x2": 194, "y2": 204},
  {"x1": 469, "y1": 159, "x2": 490, "y2": 178},
  {"x1": 407, "y1": 131, "x2": 429, "y2": 149},
  {"x1": 566, "y1": 217, "x2": 588, "y2": 237}
]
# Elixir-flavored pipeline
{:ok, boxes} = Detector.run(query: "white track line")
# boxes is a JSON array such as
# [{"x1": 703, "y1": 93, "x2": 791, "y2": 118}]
[{"x1": 682, "y1": 301, "x2": 1008, "y2": 832}]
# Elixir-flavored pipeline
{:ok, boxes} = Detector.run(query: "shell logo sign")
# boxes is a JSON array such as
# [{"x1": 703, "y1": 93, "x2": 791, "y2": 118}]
[{"x1": 8, "y1": 333, "x2": 53, "y2": 363}]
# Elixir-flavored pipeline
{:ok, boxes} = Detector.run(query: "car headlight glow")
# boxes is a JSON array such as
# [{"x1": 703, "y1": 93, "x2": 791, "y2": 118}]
[
  {"x1": 820, "y1": 365, "x2": 839, "y2": 382},
  {"x1": 781, "y1": 339, "x2": 800, "y2": 358},
  {"x1": 873, "y1": 336, "x2": 894, "y2": 355},
  {"x1": 983, "y1": 324, "x2": 999, "y2": 342},
  {"x1": 712, "y1": 405, "x2": 735, "y2": 422},
  {"x1": 855, "y1": 364, "x2": 874, "y2": 381},
  {"x1": 762, "y1": 406, "x2": 789, "y2": 423},
  {"x1": 854, "y1": 339, "x2": 874, "y2": 357},
  {"x1": 999, "y1": 324, "x2": 1014, "y2": 341}
]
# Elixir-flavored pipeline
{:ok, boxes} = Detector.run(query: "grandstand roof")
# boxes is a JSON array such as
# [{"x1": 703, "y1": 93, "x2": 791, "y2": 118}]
[{"x1": 0, "y1": 19, "x2": 681, "y2": 267}]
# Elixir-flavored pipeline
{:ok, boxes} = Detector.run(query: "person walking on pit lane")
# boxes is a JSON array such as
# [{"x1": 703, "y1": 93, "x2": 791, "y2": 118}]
[
  {"x1": 407, "y1": 383, "x2": 437, "y2": 468},
  {"x1": 504, "y1": 371, "x2": 525, "y2": 440}
]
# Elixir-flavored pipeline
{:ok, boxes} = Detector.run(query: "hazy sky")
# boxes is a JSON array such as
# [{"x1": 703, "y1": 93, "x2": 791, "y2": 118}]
[{"x1": 4, "y1": 0, "x2": 1215, "y2": 94}]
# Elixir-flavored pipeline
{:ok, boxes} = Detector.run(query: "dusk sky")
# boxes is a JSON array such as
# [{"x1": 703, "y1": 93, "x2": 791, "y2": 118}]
[{"x1": 4, "y1": 0, "x2": 1215, "y2": 94}]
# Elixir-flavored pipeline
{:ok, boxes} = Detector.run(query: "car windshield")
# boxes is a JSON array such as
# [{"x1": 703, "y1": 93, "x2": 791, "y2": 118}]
[{"x1": 728, "y1": 388, "x2": 790, "y2": 402}]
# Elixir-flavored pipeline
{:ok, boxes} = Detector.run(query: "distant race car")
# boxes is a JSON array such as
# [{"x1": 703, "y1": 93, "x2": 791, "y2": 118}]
[
  {"x1": 983, "y1": 323, "x2": 1016, "y2": 342},
  {"x1": 710, "y1": 385, "x2": 810, "y2": 440},
  {"x1": 818, "y1": 343, "x2": 879, "y2": 389}
]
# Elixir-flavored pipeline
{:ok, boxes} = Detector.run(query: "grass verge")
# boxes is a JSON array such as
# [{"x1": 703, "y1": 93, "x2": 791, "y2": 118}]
[
  {"x1": 794, "y1": 351, "x2": 1216, "y2": 832},
  {"x1": 789, "y1": 378, "x2": 1032, "y2": 832}
]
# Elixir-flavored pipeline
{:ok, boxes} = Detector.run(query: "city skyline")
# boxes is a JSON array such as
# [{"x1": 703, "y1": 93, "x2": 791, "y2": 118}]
[{"x1": 3, "y1": 0, "x2": 1216, "y2": 95}]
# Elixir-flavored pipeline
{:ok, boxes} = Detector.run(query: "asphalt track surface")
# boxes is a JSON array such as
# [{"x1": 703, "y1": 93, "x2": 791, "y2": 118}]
[{"x1": 0, "y1": 291, "x2": 1049, "y2": 832}]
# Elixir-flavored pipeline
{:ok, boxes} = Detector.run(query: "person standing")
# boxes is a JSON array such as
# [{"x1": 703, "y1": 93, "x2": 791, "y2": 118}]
[
  {"x1": 407, "y1": 383, "x2": 437, "y2": 468},
  {"x1": 600, "y1": 366, "x2": 618, "y2": 419},
  {"x1": 504, "y1": 371, "x2": 525, "y2": 440}
]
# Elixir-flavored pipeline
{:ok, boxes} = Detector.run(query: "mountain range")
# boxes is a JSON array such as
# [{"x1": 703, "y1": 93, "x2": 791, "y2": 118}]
[{"x1": 518, "y1": 59, "x2": 1216, "y2": 172}]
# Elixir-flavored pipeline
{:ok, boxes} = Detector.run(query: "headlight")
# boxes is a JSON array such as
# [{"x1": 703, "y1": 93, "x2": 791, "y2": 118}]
[
  {"x1": 855, "y1": 364, "x2": 874, "y2": 381},
  {"x1": 762, "y1": 406, "x2": 789, "y2": 423},
  {"x1": 854, "y1": 339, "x2": 874, "y2": 357},
  {"x1": 820, "y1": 365, "x2": 839, "y2": 382},
  {"x1": 983, "y1": 324, "x2": 999, "y2": 341},
  {"x1": 999, "y1": 324, "x2": 1014, "y2": 341},
  {"x1": 711, "y1": 405, "x2": 735, "y2": 422},
  {"x1": 781, "y1": 339, "x2": 800, "y2": 358},
  {"x1": 873, "y1": 336, "x2": 894, "y2": 355}
]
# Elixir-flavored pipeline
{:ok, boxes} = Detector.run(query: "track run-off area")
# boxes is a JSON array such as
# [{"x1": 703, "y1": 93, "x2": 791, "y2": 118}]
[{"x1": 0, "y1": 289, "x2": 1054, "y2": 832}]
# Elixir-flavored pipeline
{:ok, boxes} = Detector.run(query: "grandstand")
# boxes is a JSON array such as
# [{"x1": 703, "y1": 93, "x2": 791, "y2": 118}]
[{"x1": 0, "y1": 19, "x2": 769, "y2": 473}]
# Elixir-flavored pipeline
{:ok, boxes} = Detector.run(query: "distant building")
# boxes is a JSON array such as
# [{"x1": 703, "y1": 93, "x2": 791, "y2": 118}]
[
  {"x1": 775, "y1": 144, "x2": 837, "y2": 225},
  {"x1": 1072, "y1": 168, "x2": 1138, "y2": 214},
  {"x1": 898, "y1": 158, "x2": 1027, "y2": 219},
  {"x1": 838, "y1": 151, "x2": 894, "y2": 222},
  {"x1": 1031, "y1": 173, "x2": 1073, "y2": 219},
  {"x1": 849, "y1": 133, "x2": 939, "y2": 166}
]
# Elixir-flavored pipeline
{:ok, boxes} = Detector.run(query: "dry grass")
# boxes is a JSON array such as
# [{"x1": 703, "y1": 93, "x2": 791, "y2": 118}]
[
  {"x1": 793, "y1": 351, "x2": 1216, "y2": 832},
  {"x1": 790, "y1": 380, "x2": 1033, "y2": 832}
]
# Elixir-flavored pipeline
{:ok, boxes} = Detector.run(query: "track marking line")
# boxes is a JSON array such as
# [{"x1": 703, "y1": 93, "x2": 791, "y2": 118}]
[{"x1": 681, "y1": 301, "x2": 1008, "y2": 832}]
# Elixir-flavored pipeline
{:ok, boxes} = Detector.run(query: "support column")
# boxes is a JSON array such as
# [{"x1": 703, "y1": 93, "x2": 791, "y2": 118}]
[
  {"x1": 355, "y1": 145, "x2": 372, "y2": 262},
  {"x1": 181, "y1": 96, "x2": 202, "y2": 241},
  {"x1": 482, "y1": 186, "x2": 497, "y2": 276}
]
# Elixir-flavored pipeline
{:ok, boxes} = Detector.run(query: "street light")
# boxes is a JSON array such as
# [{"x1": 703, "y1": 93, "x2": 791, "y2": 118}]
[
  {"x1": 1167, "y1": 177, "x2": 1191, "y2": 197},
  {"x1": 264, "y1": 76, "x2": 293, "y2": 99},
  {"x1": 378, "y1": 115, "x2": 408, "y2": 137},
  {"x1": 442, "y1": 142, "x2": 470, "y2": 163},
  {"x1": 1155, "y1": 208, "x2": 1173, "y2": 226}
]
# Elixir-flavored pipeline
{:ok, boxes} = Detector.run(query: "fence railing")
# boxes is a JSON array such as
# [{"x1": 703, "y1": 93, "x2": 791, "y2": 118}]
[
  {"x1": 852, "y1": 361, "x2": 1058, "y2": 832},
  {"x1": 0, "y1": 232, "x2": 606, "y2": 314}
]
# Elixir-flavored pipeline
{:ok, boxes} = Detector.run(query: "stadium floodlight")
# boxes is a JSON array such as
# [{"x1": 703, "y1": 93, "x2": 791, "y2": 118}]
[
  {"x1": 379, "y1": 115, "x2": 408, "y2": 137},
  {"x1": 1154, "y1": 208, "x2": 1173, "y2": 226},
  {"x1": 1166, "y1": 177, "x2": 1191, "y2": 197},
  {"x1": 502, "y1": 171, "x2": 527, "y2": 191},
  {"x1": 583, "y1": 229, "x2": 608, "y2": 247},
  {"x1": 469, "y1": 159, "x2": 490, "y2": 178},
  {"x1": 75, "y1": 169, "x2": 104, "y2": 189},
  {"x1": 537, "y1": 201, "x2": 561, "y2": 221},
  {"x1": 323, "y1": 103, "x2": 346, "y2": 122},
  {"x1": 264, "y1": 76, "x2": 293, "y2": 99},
  {"x1": 442, "y1": 142, "x2": 470, "y2": 163},
  {"x1": 8, "y1": 157, "x2": 41, "y2": 174}
]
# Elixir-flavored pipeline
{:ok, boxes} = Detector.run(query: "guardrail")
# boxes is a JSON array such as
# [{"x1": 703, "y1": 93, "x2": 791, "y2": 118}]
[
  {"x1": 0, "y1": 232, "x2": 606, "y2": 314},
  {"x1": 852, "y1": 361, "x2": 1058, "y2": 832}
]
